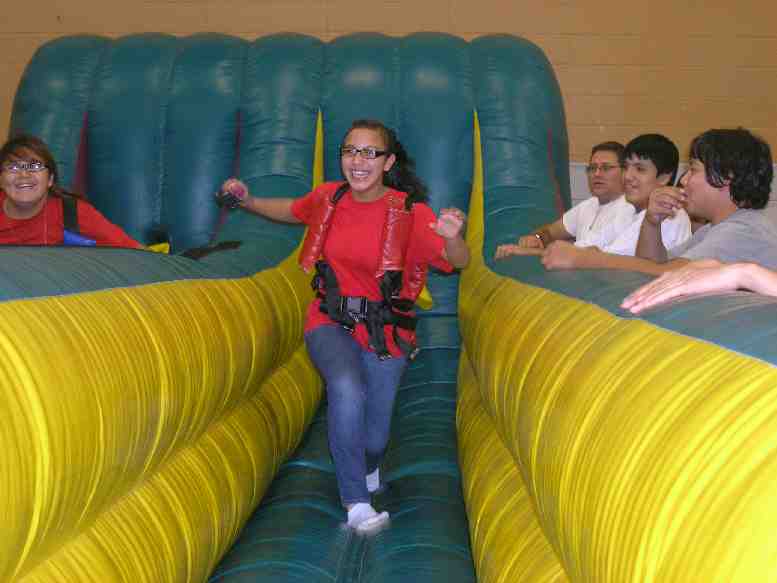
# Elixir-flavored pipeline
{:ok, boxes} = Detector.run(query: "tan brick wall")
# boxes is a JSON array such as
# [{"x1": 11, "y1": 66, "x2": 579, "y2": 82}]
[{"x1": 2, "y1": 1, "x2": 776, "y2": 161}]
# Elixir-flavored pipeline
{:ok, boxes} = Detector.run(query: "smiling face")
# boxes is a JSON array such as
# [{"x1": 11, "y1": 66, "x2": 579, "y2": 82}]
[
  {"x1": 340, "y1": 128, "x2": 396, "y2": 202},
  {"x1": 586, "y1": 150, "x2": 624, "y2": 203},
  {"x1": 0, "y1": 148, "x2": 53, "y2": 219},
  {"x1": 623, "y1": 154, "x2": 672, "y2": 210}
]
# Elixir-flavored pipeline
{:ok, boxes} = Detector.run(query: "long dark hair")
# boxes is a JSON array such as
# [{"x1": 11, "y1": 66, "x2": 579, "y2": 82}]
[
  {"x1": 0, "y1": 134, "x2": 83, "y2": 200},
  {"x1": 343, "y1": 119, "x2": 429, "y2": 206}
]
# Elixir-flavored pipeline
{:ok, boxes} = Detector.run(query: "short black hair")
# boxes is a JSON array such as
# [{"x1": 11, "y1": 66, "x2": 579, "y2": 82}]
[
  {"x1": 689, "y1": 128, "x2": 773, "y2": 210},
  {"x1": 591, "y1": 141, "x2": 625, "y2": 166},
  {"x1": 625, "y1": 134, "x2": 680, "y2": 185}
]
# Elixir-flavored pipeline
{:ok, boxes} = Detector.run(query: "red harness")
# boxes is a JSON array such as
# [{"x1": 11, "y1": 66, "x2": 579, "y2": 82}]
[{"x1": 299, "y1": 183, "x2": 424, "y2": 359}]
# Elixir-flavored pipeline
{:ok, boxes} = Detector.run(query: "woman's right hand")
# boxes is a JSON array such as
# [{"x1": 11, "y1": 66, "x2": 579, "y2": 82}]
[{"x1": 216, "y1": 178, "x2": 249, "y2": 208}]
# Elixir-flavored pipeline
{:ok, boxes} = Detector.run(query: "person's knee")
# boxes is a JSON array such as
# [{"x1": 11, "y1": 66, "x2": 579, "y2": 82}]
[{"x1": 326, "y1": 368, "x2": 364, "y2": 401}]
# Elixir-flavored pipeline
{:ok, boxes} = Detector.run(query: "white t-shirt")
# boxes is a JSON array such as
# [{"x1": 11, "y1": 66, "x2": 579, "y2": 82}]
[
  {"x1": 563, "y1": 195, "x2": 636, "y2": 249},
  {"x1": 605, "y1": 208, "x2": 692, "y2": 256}
]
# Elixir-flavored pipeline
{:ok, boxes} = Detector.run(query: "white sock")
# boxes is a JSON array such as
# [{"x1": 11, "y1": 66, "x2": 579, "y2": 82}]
[
  {"x1": 366, "y1": 468, "x2": 381, "y2": 493},
  {"x1": 347, "y1": 503, "x2": 389, "y2": 532}
]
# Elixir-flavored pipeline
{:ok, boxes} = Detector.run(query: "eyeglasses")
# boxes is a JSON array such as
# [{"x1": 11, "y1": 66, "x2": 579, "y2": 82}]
[
  {"x1": 2, "y1": 161, "x2": 48, "y2": 173},
  {"x1": 585, "y1": 163, "x2": 623, "y2": 174},
  {"x1": 340, "y1": 145, "x2": 388, "y2": 159}
]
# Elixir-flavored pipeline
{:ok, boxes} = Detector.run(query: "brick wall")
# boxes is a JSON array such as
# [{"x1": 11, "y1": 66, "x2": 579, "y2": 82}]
[{"x1": 1, "y1": 0, "x2": 776, "y2": 162}]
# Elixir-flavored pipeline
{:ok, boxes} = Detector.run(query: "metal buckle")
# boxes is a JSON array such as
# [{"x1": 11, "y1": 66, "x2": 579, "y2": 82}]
[{"x1": 340, "y1": 296, "x2": 367, "y2": 321}]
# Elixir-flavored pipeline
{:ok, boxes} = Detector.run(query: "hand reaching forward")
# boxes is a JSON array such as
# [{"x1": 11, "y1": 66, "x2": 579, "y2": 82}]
[{"x1": 621, "y1": 259, "x2": 726, "y2": 313}]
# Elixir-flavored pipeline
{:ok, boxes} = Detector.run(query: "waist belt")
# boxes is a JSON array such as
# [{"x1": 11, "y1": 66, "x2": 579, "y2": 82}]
[
  {"x1": 313, "y1": 260, "x2": 419, "y2": 360},
  {"x1": 318, "y1": 293, "x2": 418, "y2": 360}
]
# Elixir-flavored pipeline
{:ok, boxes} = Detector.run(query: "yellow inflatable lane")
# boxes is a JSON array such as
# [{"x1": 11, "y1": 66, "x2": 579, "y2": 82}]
[{"x1": 1, "y1": 254, "x2": 321, "y2": 582}]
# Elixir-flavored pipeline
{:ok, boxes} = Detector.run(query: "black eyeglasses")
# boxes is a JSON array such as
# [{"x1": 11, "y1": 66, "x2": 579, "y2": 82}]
[
  {"x1": 585, "y1": 163, "x2": 623, "y2": 174},
  {"x1": 340, "y1": 145, "x2": 388, "y2": 160},
  {"x1": 2, "y1": 161, "x2": 48, "y2": 173}
]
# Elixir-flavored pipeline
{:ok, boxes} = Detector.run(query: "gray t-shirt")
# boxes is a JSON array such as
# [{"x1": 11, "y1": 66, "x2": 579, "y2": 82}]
[{"x1": 668, "y1": 209, "x2": 777, "y2": 269}]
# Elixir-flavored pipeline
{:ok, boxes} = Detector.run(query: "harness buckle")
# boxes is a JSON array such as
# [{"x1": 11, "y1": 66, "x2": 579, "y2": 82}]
[{"x1": 340, "y1": 296, "x2": 368, "y2": 321}]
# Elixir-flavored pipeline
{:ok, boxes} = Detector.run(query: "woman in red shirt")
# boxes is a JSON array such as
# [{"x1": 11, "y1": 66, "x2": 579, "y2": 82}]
[
  {"x1": 0, "y1": 134, "x2": 141, "y2": 248},
  {"x1": 219, "y1": 119, "x2": 469, "y2": 532}
]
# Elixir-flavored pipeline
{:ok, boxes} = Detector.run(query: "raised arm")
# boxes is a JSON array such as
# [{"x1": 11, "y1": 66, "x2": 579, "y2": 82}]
[
  {"x1": 217, "y1": 178, "x2": 300, "y2": 223},
  {"x1": 636, "y1": 186, "x2": 687, "y2": 262},
  {"x1": 434, "y1": 207, "x2": 470, "y2": 269}
]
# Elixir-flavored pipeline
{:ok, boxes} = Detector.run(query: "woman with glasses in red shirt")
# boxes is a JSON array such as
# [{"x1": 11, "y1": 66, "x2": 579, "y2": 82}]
[
  {"x1": 218, "y1": 119, "x2": 469, "y2": 533},
  {"x1": 0, "y1": 134, "x2": 141, "y2": 248}
]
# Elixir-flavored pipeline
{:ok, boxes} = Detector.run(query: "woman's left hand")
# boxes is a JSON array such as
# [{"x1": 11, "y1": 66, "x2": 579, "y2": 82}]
[{"x1": 432, "y1": 207, "x2": 466, "y2": 239}]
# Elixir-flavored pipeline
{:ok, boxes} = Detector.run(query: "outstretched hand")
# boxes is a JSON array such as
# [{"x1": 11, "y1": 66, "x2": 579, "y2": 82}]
[
  {"x1": 431, "y1": 207, "x2": 466, "y2": 239},
  {"x1": 494, "y1": 244, "x2": 543, "y2": 259},
  {"x1": 216, "y1": 178, "x2": 248, "y2": 209},
  {"x1": 621, "y1": 259, "x2": 727, "y2": 313}
]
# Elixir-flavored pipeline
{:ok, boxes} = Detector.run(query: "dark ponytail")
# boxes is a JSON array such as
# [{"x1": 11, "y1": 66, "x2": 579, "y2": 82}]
[{"x1": 344, "y1": 119, "x2": 429, "y2": 207}]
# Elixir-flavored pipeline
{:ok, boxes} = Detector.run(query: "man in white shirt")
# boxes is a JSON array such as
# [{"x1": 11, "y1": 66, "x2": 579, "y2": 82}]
[
  {"x1": 606, "y1": 134, "x2": 691, "y2": 256},
  {"x1": 495, "y1": 141, "x2": 630, "y2": 257}
]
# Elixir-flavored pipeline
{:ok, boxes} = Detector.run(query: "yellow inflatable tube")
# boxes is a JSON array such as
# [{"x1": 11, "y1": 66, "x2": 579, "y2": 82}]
[{"x1": 0, "y1": 243, "x2": 321, "y2": 582}]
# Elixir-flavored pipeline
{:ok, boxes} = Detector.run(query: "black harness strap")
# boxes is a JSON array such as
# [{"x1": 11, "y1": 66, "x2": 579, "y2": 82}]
[
  {"x1": 61, "y1": 196, "x2": 79, "y2": 234},
  {"x1": 331, "y1": 182, "x2": 350, "y2": 205},
  {"x1": 314, "y1": 260, "x2": 358, "y2": 330}
]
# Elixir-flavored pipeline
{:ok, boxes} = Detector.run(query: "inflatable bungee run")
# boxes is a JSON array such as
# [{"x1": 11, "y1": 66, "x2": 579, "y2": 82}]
[{"x1": 4, "y1": 32, "x2": 777, "y2": 583}]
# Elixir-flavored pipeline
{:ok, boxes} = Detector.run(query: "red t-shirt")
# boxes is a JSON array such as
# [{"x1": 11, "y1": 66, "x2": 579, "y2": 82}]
[
  {"x1": 292, "y1": 182, "x2": 453, "y2": 357},
  {"x1": 0, "y1": 192, "x2": 142, "y2": 248}
]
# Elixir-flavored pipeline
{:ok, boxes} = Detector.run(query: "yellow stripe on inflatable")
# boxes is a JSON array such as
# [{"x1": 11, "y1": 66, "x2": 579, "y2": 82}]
[
  {"x1": 313, "y1": 110, "x2": 324, "y2": 189},
  {"x1": 1, "y1": 256, "x2": 320, "y2": 582}
]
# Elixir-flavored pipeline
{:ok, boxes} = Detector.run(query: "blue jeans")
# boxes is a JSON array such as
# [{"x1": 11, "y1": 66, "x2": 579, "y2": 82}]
[{"x1": 305, "y1": 324, "x2": 408, "y2": 505}]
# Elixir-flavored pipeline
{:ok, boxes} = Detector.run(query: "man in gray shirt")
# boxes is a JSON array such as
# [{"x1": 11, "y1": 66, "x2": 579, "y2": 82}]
[
  {"x1": 641, "y1": 128, "x2": 777, "y2": 270},
  {"x1": 667, "y1": 209, "x2": 777, "y2": 269}
]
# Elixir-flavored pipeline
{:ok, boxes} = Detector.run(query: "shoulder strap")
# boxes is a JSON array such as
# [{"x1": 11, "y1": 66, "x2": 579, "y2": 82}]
[
  {"x1": 331, "y1": 182, "x2": 350, "y2": 204},
  {"x1": 61, "y1": 196, "x2": 79, "y2": 234}
]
